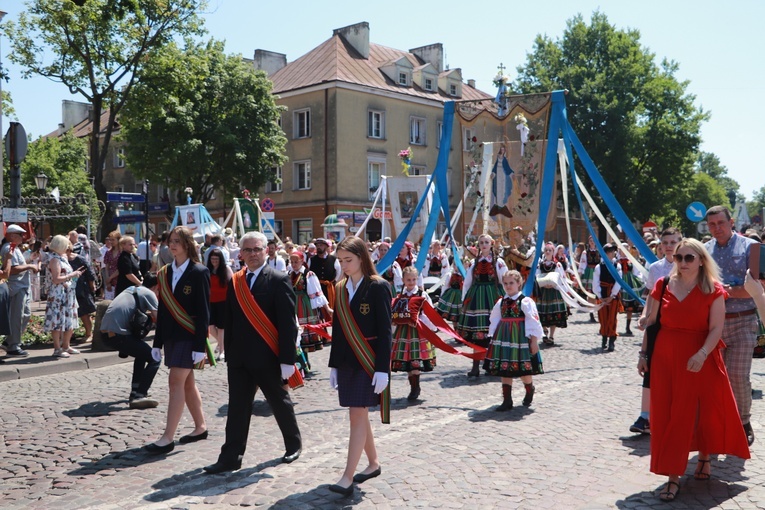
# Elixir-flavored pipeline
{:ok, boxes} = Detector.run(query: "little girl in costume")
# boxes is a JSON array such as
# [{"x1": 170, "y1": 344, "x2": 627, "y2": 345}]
[
  {"x1": 458, "y1": 234, "x2": 507, "y2": 377},
  {"x1": 289, "y1": 251, "x2": 332, "y2": 366},
  {"x1": 391, "y1": 266, "x2": 437, "y2": 401},
  {"x1": 435, "y1": 258, "x2": 464, "y2": 327},
  {"x1": 484, "y1": 270, "x2": 544, "y2": 411}
]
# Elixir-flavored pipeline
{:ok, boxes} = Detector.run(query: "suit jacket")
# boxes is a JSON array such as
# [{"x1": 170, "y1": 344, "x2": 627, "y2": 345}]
[
  {"x1": 224, "y1": 265, "x2": 298, "y2": 368},
  {"x1": 154, "y1": 261, "x2": 210, "y2": 352},
  {"x1": 328, "y1": 277, "x2": 392, "y2": 374}
]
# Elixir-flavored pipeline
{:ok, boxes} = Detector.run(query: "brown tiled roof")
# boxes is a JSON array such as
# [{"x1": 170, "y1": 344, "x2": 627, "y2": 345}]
[
  {"x1": 270, "y1": 35, "x2": 492, "y2": 103},
  {"x1": 44, "y1": 109, "x2": 120, "y2": 139}
]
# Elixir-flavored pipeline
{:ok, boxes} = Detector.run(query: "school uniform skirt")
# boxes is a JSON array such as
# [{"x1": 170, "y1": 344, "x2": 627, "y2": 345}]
[
  {"x1": 338, "y1": 367, "x2": 379, "y2": 408},
  {"x1": 163, "y1": 338, "x2": 195, "y2": 369}
]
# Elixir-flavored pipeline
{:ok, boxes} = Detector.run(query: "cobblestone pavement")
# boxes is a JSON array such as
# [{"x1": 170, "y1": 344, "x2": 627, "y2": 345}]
[{"x1": 1, "y1": 311, "x2": 764, "y2": 509}]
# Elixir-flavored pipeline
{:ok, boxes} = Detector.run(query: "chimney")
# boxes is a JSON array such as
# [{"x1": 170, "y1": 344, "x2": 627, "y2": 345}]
[
  {"x1": 252, "y1": 49, "x2": 287, "y2": 76},
  {"x1": 409, "y1": 43, "x2": 444, "y2": 73},
  {"x1": 333, "y1": 21, "x2": 369, "y2": 59},
  {"x1": 467, "y1": 79, "x2": 476, "y2": 88}
]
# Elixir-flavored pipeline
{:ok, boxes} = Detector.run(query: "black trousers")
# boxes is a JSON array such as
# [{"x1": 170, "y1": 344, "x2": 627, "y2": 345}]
[
  {"x1": 218, "y1": 363, "x2": 302, "y2": 462},
  {"x1": 105, "y1": 334, "x2": 160, "y2": 397}
]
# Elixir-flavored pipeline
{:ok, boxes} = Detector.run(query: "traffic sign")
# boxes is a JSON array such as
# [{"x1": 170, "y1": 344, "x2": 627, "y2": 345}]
[
  {"x1": 260, "y1": 211, "x2": 275, "y2": 239},
  {"x1": 2, "y1": 208, "x2": 28, "y2": 222},
  {"x1": 642, "y1": 221, "x2": 657, "y2": 233},
  {"x1": 260, "y1": 198, "x2": 275, "y2": 212},
  {"x1": 686, "y1": 201, "x2": 707, "y2": 222},
  {"x1": 697, "y1": 220, "x2": 709, "y2": 234},
  {"x1": 107, "y1": 192, "x2": 145, "y2": 203}
]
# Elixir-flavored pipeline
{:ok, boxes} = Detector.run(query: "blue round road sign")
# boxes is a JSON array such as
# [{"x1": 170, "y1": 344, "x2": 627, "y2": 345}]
[{"x1": 686, "y1": 201, "x2": 707, "y2": 222}]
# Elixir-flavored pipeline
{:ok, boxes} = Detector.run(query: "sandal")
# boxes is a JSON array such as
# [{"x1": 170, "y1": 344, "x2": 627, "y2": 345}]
[
  {"x1": 694, "y1": 459, "x2": 711, "y2": 480},
  {"x1": 659, "y1": 480, "x2": 680, "y2": 502}
]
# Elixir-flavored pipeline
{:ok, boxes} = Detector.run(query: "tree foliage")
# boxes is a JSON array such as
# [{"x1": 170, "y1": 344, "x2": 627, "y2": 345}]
[
  {"x1": 513, "y1": 12, "x2": 708, "y2": 227},
  {"x1": 3, "y1": 0, "x2": 205, "y2": 230},
  {"x1": 119, "y1": 39, "x2": 287, "y2": 204}
]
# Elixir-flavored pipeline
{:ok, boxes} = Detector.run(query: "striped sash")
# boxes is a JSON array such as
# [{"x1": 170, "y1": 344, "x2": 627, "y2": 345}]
[
  {"x1": 157, "y1": 265, "x2": 194, "y2": 334},
  {"x1": 335, "y1": 278, "x2": 390, "y2": 424},
  {"x1": 232, "y1": 269, "x2": 303, "y2": 389}
]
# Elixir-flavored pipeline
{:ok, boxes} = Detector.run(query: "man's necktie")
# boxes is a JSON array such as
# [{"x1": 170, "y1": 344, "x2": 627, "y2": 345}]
[{"x1": 246, "y1": 271, "x2": 255, "y2": 290}]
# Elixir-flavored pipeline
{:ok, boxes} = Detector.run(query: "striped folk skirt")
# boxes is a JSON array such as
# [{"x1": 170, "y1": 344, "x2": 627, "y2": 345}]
[
  {"x1": 457, "y1": 282, "x2": 503, "y2": 347},
  {"x1": 536, "y1": 287, "x2": 568, "y2": 328},
  {"x1": 435, "y1": 287, "x2": 463, "y2": 322},
  {"x1": 483, "y1": 318, "x2": 544, "y2": 378},
  {"x1": 391, "y1": 323, "x2": 436, "y2": 372},
  {"x1": 296, "y1": 291, "x2": 324, "y2": 352}
]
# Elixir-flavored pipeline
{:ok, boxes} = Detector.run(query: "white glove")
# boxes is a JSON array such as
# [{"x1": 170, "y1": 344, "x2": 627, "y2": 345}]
[
  {"x1": 329, "y1": 367, "x2": 339, "y2": 390},
  {"x1": 151, "y1": 348, "x2": 162, "y2": 362},
  {"x1": 371, "y1": 372, "x2": 389, "y2": 394},
  {"x1": 191, "y1": 351, "x2": 206, "y2": 364},
  {"x1": 280, "y1": 363, "x2": 296, "y2": 380}
]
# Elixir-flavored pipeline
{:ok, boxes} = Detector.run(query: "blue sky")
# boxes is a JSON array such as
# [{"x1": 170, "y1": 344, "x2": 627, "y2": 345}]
[{"x1": 2, "y1": 0, "x2": 763, "y2": 199}]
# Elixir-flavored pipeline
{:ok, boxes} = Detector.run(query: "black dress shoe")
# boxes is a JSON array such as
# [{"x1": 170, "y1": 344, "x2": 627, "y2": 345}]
[
  {"x1": 282, "y1": 448, "x2": 301, "y2": 464},
  {"x1": 353, "y1": 467, "x2": 381, "y2": 483},
  {"x1": 144, "y1": 442, "x2": 174, "y2": 455},
  {"x1": 179, "y1": 430, "x2": 208, "y2": 444},
  {"x1": 203, "y1": 459, "x2": 242, "y2": 474},
  {"x1": 328, "y1": 483, "x2": 354, "y2": 496}
]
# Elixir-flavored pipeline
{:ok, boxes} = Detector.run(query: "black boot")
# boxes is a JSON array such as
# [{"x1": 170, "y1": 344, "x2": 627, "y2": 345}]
[
  {"x1": 522, "y1": 383, "x2": 535, "y2": 407},
  {"x1": 590, "y1": 313, "x2": 596, "y2": 323},
  {"x1": 625, "y1": 318, "x2": 632, "y2": 336},
  {"x1": 407, "y1": 374, "x2": 421, "y2": 401},
  {"x1": 467, "y1": 359, "x2": 481, "y2": 378},
  {"x1": 496, "y1": 384, "x2": 513, "y2": 411},
  {"x1": 608, "y1": 337, "x2": 616, "y2": 352},
  {"x1": 601, "y1": 336, "x2": 608, "y2": 351}
]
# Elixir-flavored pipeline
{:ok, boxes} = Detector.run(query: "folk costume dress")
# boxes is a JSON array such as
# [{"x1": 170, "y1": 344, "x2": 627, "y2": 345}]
[
  {"x1": 578, "y1": 248, "x2": 601, "y2": 296},
  {"x1": 290, "y1": 266, "x2": 328, "y2": 353},
  {"x1": 393, "y1": 256, "x2": 423, "y2": 293},
  {"x1": 484, "y1": 292, "x2": 544, "y2": 377},
  {"x1": 618, "y1": 257, "x2": 645, "y2": 314},
  {"x1": 436, "y1": 269, "x2": 464, "y2": 322},
  {"x1": 391, "y1": 288, "x2": 437, "y2": 372},
  {"x1": 426, "y1": 252, "x2": 449, "y2": 278},
  {"x1": 593, "y1": 259, "x2": 623, "y2": 339},
  {"x1": 457, "y1": 255, "x2": 507, "y2": 346},
  {"x1": 650, "y1": 281, "x2": 750, "y2": 476},
  {"x1": 534, "y1": 260, "x2": 568, "y2": 328}
]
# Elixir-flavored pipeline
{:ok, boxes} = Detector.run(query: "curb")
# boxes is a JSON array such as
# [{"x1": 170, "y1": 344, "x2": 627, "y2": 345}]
[{"x1": 0, "y1": 351, "x2": 130, "y2": 382}]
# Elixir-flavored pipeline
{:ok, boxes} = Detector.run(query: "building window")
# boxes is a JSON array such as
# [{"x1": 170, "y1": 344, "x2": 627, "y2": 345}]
[
  {"x1": 294, "y1": 161, "x2": 311, "y2": 190},
  {"x1": 463, "y1": 127, "x2": 475, "y2": 151},
  {"x1": 450, "y1": 83, "x2": 458, "y2": 96},
  {"x1": 294, "y1": 109, "x2": 310, "y2": 139},
  {"x1": 368, "y1": 110, "x2": 385, "y2": 139},
  {"x1": 274, "y1": 220, "x2": 283, "y2": 237},
  {"x1": 115, "y1": 147, "x2": 125, "y2": 168},
  {"x1": 202, "y1": 184, "x2": 216, "y2": 201},
  {"x1": 424, "y1": 78, "x2": 433, "y2": 91},
  {"x1": 134, "y1": 182, "x2": 144, "y2": 194},
  {"x1": 294, "y1": 219, "x2": 312, "y2": 244},
  {"x1": 437, "y1": 121, "x2": 443, "y2": 148},
  {"x1": 398, "y1": 72, "x2": 407, "y2": 86},
  {"x1": 114, "y1": 185, "x2": 125, "y2": 193},
  {"x1": 409, "y1": 165, "x2": 425, "y2": 176},
  {"x1": 266, "y1": 166, "x2": 282, "y2": 193},
  {"x1": 368, "y1": 158, "x2": 385, "y2": 201},
  {"x1": 410, "y1": 117, "x2": 426, "y2": 145}
]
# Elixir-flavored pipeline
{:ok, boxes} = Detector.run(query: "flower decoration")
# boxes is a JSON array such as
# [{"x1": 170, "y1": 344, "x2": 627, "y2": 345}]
[
  {"x1": 242, "y1": 188, "x2": 251, "y2": 200},
  {"x1": 184, "y1": 187, "x2": 193, "y2": 205},
  {"x1": 399, "y1": 147, "x2": 412, "y2": 175},
  {"x1": 513, "y1": 113, "x2": 528, "y2": 126}
]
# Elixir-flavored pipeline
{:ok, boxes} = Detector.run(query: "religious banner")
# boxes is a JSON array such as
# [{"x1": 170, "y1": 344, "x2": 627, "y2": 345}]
[
  {"x1": 178, "y1": 204, "x2": 202, "y2": 233},
  {"x1": 237, "y1": 198, "x2": 259, "y2": 233},
  {"x1": 385, "y1": 175, "x2": 431, "y2": 241}
]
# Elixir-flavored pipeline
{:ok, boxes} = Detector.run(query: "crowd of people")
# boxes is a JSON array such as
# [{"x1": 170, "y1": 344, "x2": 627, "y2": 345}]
[{"x1": 2, "y1": 203, "x2": 765, "y2": 501}]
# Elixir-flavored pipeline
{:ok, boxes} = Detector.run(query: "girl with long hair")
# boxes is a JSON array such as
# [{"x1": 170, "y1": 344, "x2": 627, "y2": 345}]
[{"x1": 207, "y1": 248, "x2": 232, "y2": 361}]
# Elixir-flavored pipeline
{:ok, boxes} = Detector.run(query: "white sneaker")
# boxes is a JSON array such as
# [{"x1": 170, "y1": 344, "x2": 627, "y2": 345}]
[
  {"x1": 65, "y1": 347, "x2": 80, "y2": 354},
  {"x1": 53, "y1": 349, "x2": 70, "y2": 358}
]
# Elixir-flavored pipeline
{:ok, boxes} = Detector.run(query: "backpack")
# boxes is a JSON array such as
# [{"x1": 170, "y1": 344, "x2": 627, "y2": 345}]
[{"x1": 129, "y1": 288, "x2": 153, "y2": 339}]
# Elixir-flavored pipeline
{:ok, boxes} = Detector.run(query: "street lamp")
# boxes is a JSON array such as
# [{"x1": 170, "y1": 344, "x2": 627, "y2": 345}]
[{"x1": 35, "y1": 172, "x2": 49, "y2": 192}]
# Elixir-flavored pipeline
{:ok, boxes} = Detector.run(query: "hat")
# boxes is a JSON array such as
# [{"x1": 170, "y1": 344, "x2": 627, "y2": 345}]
[
  {"x1": 315, "y1": 237, "x2": 329, "y2": 245},
  {"x1": 290, "y1": 251, "x2": 305, "y2": 261},
  {"x1": 308, "y1": 243, "x2": 316, "y2": 249},
  {"x1": 603, "y1": 243, "x2": 617, "y2": 252},
  {"x1": 5, "y1": 224, "x2": 26, "y2": 234}
]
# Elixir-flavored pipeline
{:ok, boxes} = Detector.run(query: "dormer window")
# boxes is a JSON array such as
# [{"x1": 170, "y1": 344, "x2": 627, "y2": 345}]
[
  {"x1": 424, "y1": 78, "x2": 433, "y2": 91},
  {"x1": 450, "y1": 84, "x2": 457, "y2": 96},
  {"x1": 399, "y1": 72, "x2": 408, "y2": 86}
]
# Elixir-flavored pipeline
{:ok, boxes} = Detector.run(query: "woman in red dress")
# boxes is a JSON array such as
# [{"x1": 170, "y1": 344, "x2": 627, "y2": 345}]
[{"x1": 645, "y1": 238, "x2": 749, "y2": 502}]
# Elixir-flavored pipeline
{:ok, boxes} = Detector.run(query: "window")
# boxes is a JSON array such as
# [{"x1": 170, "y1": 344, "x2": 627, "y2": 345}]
[
  {"x1": 294, "y1": 109, "x2": 310, "y2": 139},
  {"x1": 266, "y1": 166, "x2": 282, "y2": 193},
  {"x1": 274, "y1": 220, "x2": 283, "y2": 237},
  {"x1": 450, "y1": 83, "x2": 458, "y2": 96},
  {"x1": 115, "y1": 147, "x2": 126, "y2": 168},
  {"x1": 157, "y1": 184, "x2": 169, "y2": 202},
  {"x1": 368, "y1": 158, "x2": 385, "y2": 200},
  {"x1": 294, "y1": 161, "x2": 311, "y2": 190},
  {"x1": 463, "y1": 127, "x2": 475, "y2": 151},
  {"x1": 368, "y1": 110, "x2": 385, "y2": 139},
  {"x1": 424, "y1": 78, "x2": 433, "y2": 91},
  {"x1": 437, "y1": 121, "x2": 443, "y2": 148},
  {"x1": 203, "y1": 184, "x2": 216, "y2": 200},
  {"x1": 134, "y1": 182, "x2": 144, "y2": 194},
  {"x1": 410, "y1": 117, "x2": 426, "y2": 145},
  {"x1": 409, "y1": 165, "x2": 425, "y2": 176},
  {"x1": 294, "y1": 219, "x2": 312, "y2": 245},
  {"x1": 114, "y1": 185, "x2": 124, "y2": 193},
  {"x1": 398, "y1": 72, "x2": 408, "y2": 86}
]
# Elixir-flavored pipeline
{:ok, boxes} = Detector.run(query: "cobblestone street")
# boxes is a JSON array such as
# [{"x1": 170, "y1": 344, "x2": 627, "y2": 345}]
[{"x1": 1, "y1": 311, "x2": 764, "y2": 509}]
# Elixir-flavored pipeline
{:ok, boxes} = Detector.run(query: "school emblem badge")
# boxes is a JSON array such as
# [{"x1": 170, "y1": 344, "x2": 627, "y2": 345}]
[
  {"x1": 359, "y1": 303, "x2": 370, "y2": 315},
  {"x1": 183, "y1": 285, "x2": 192, "y2": 295}
]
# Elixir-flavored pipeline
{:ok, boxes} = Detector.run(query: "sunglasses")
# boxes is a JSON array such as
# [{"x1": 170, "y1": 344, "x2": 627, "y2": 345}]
[
  {"x1": 241, "y1": 246, "x2": 265, "y2": 254},
  {"x1": 673, "y1": 253, "x2": 698, "y2": 263}
]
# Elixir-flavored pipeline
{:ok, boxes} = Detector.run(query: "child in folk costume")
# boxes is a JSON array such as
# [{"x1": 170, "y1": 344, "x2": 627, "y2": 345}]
[
  {"x1": 426, "y1": 241, "x2": 449, "y2": 278},
  {"x1": 593, "y1": 243, "x2": 623, "y2": 352},
  {"x1": 374, "y1": 242, "x2": 401, "y2": 296},
  {"x1": 289, "y1": 251, "x2": 332, "y2": 360},
  {"x1": 458, "y1": 234, "x2": 507, "y2": 378},
  {"x1": 393, "y1": 241, "x2": 422, "y2": 293},
  {"x1": 484, "y1": 270, "x2": 544, "y2": 411},
  {"x1": 535, "y1": 243, "x2": 568, "y2": 346},
  {"x1": 391, "y1": 266, "x2": 438, "y2": 401},
  {"x1": 579, "y1": 236, "x2": 601, "y2": 322},
  {"x1": 617, "y1": 243, "x2": 644, "y2": 336},
  {"x1": 436, "y1": 258, "x2": 464, "y2": 326}
]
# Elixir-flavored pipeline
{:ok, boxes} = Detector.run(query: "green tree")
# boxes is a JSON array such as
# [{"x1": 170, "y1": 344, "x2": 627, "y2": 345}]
[
  {"x1": 20, "y1": 134, "x2": 101, "y2": 233},
  {"x1": 513, "y1": 12, "x2": 708, "y2": 230},
  {"x1": 749, "y1": 185, "x2": 765, "y2": 222},
  {"x1": 695, "y1": 151, "x2": 741, "y2": 206},
  {"x1": 119, "y1": 39, "x2": 287, "y2": 204},
  {"x1": 3, "y1": 0, "x2": 204, "y2": 230},
  {"x1": 677, "y1": 172, "x2": 731, "y2": 237}
]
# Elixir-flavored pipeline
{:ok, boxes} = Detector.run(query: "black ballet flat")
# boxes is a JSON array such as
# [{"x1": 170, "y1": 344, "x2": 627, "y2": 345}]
[
  {"x1": 353, "y1": 467, "x2": 381, "y2": 483},
  {"x1": 328, "y1": 483, "x2": 354, "y2": 496},
  {"x1": 179, "y1": 430, "x2": 208, "y2": 444},
  {"x1": 144, "y1": 442, "x2": 174, "y2": 455}
]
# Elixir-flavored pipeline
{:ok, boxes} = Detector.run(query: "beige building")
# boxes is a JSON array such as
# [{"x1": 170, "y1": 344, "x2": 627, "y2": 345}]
[{"x1": 254, "y1": 21, "x2": 501, "y2": 243}]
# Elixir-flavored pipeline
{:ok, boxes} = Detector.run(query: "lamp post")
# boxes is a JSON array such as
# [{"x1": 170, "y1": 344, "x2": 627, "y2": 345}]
[{"x1": 34, "y1": 172, "x2": 48, "y2": 238}]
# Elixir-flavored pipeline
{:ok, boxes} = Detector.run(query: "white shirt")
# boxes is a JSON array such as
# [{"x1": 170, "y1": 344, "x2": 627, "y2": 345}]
[
  {"x1": 266, "y1": 254, "x2": 287, "y2": 272},
  {"x1": 646, "y1": 257, "x2": 673, "y2": 291},
  {"x1": 345, "y1": 276, "x2": 364, "y2": 302},
  {"x1": 461, "y1": 256, "x2": 508, "y2": 301},
  {"x1": 592, "y1": 260, "x2": 623, "y2": 298},
  {"x1": 246, "y1": 264, "x2": 266, "y2": 290},
  {"x1": 171, "y1": 258, "x2": 191, "y2": 292},
  {"x1": 488, "y1": 292, "x2": 544, "y2": 339}
]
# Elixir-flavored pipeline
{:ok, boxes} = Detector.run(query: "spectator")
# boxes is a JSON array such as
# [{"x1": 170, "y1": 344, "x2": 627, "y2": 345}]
[
  {"x1": 100, "y1": 274, "x2": 161, "y2": 409},
  {"x1": 156, "y1": 231, "x2": 174, "y2": 268},
  {"x1": 202, "y1": 234, "x2": 229, "y2": 266},
  {"x1": 103, "y1": 230, "x2": 122, "y2": 300},
  {"x1": 116, "y1": 236, "x2": 142, "y2": 297},
  {"x1": 45, "y1": 236, "x2": 85, "y2": 358},
  {"x1": 68, "y1": 245, "x2": 97, "y2": 343},
  {"x1": 24, "y1": 240, "x2": 43, "y2": 302},
  {"x1": 1, "y1": 225, "x2": 38, "y2": 357},
  {"x1": 206, "y1": 248, "x2": 232, "y2": 361},
  {"x1": 265, "y1": 238, "x2": 287, "y2": 272}
]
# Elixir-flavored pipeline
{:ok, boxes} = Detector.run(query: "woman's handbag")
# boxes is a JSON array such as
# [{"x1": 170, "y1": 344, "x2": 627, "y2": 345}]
[{"x1": 645, "y1": 276, "x2": 669, "y2": 358}]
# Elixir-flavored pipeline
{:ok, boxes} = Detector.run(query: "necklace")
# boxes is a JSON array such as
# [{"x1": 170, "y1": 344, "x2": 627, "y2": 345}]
[{"x1": 674, "y1": 278, "x2": 696, "y2": 296}]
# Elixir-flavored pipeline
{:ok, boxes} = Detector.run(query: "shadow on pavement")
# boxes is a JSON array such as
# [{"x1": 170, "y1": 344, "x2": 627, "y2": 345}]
[
  {"x1": 619, "y1": 434, "x2": 650, "y2": 457},
  {"x1": 468, "y1": 406, "x2": 534, "y2": 422},
  {"x1": 62, "y1": 400, "x2": 130, "y2": 418},
  {"x1": 270, "y1": 484, "x2": 367, "y2": 507},
  {"x1": 216, "y1": 399, "x2": 275, "y2": 418},
  {"x1": 615, "y1": 478, "x2": 747, "y2": 509},
  {"x1": 68, "y1": 446, "x2": 170, "y2": 475},
  {"x1": 144, "y1": 459, "x2": 282, "y2": 503}
]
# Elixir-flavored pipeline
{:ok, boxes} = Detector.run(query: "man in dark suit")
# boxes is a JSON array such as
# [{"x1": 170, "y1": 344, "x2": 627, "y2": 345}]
[{"x1": 204, "y1": 231, "x2": 302, "y2": 474}]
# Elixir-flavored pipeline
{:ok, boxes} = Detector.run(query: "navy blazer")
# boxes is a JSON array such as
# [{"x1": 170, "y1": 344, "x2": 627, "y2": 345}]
[
  {"x1": 328, "y1": 277, "x2": 392, "y2": 374},
  {"x1": 154, "y1": 261, "x2": 210, "y2": 352},
  {"x1": 224, "y1": 265, "x2": 298, "y2": 368}
]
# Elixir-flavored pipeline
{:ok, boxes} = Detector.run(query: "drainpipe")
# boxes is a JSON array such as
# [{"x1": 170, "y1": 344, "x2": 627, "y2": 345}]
[{"x1": 324, "y1": 88, "x2": 329, "y2": 219}]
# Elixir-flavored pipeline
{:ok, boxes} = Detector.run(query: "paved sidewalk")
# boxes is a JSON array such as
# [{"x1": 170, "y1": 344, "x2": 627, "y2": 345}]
[{"x1": 0, "y1": 310, "x2": 763, "y2": 509}]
